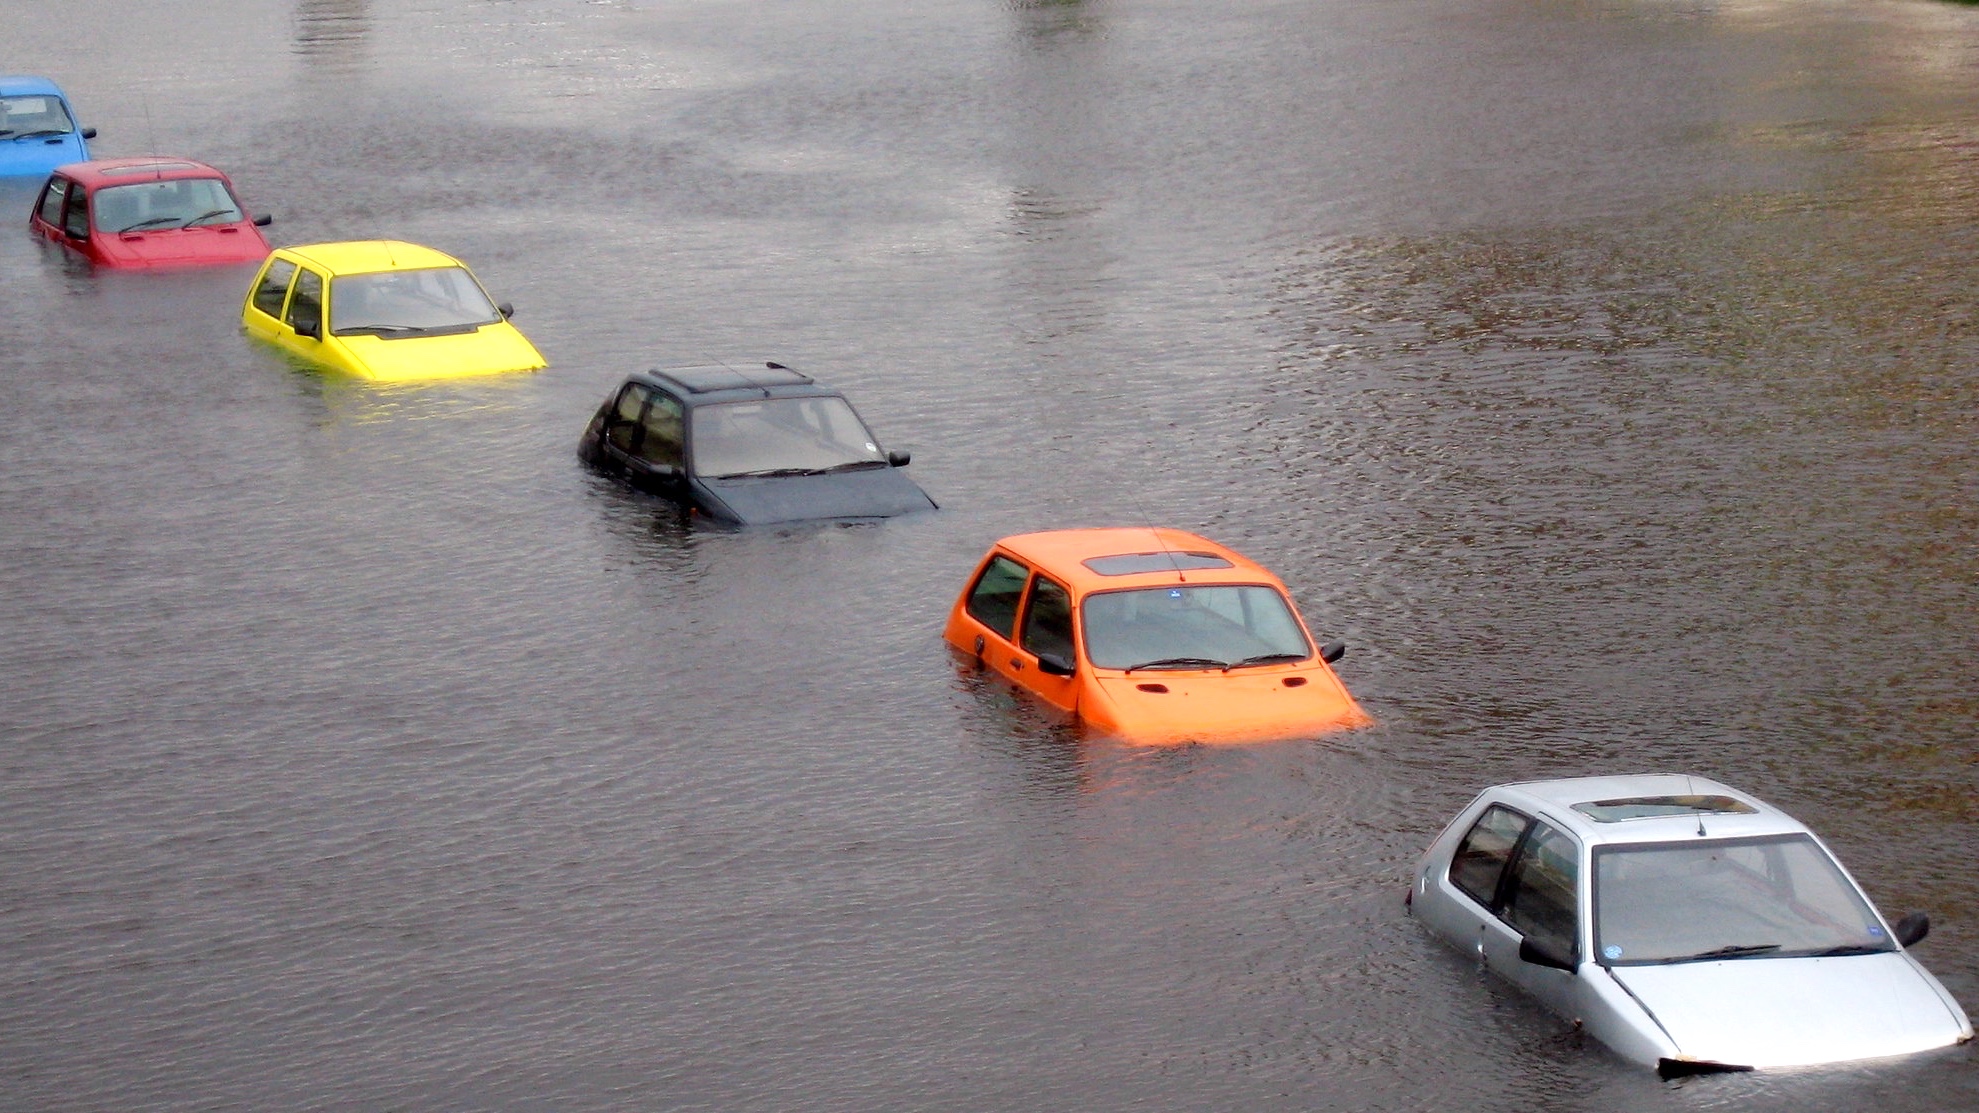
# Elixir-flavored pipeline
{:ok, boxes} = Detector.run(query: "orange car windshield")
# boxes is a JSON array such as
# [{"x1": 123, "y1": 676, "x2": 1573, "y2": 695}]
[{"x1": 1081, "y1": 585, "x2": 1311, "y2": 670}]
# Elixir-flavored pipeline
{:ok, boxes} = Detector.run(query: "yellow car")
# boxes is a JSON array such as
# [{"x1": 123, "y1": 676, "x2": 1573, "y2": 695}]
[{"x1": 241, "y1": 240, "x2": 546, "y2": 382}]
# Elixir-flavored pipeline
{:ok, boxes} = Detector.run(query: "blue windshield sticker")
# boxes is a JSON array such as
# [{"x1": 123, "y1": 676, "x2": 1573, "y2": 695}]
[
  {"x1": 1868, "y1": 925, "x2": 1885, "y2": 937},
  {"x1": 1168, "y1": 588, "x2": 1183, "y2": 599},
  {"x1": 1603, "y1": 945, "x2": 1623, "y2": 960}
]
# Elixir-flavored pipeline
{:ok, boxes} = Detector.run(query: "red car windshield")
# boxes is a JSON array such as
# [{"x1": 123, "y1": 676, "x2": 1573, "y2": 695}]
[{"x1": 92, "y1": 178, "x2": 243, "y2": 233}]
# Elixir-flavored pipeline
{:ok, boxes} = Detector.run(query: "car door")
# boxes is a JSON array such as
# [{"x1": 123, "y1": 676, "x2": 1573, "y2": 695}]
[
  {"x1": 594, "y1": 384, "x2": 690, "y2": 500},
  {"x1": 243, "y1": 257, "x2": 299, "y2": 341},
  {"x1": 29, "y1": 174, "x2": 70, "y2": 245},
  {"x1": 1477, "y1": 819, "x2": 1583, "y2": 1017},
  {"x1": 1012, "y1": 574, "x2": 1078, "y2": 713},
  {"x1": 955, "y1": 554, "x2": 1033, "y2": 685}
]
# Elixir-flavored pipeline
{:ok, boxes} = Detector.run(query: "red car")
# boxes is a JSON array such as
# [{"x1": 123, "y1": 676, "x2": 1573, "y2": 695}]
[{"x1": 29, "y1": 157, "x2": 272, "y2": 269}]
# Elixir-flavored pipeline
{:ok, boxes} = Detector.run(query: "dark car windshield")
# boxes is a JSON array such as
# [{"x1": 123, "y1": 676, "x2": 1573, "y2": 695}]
[
  {"x1": 91, "y1": 178, "x2": 243, "y2": 233},
  {"x1": 330, "y1": 267, "x2": 502, "y2": 335},
  {"x1": 0, "y1": 94, "x2": 76, "y2": 138},
  {"x1": 689, "y1": 396, "x2": 885, "y2": 478},
  {"x1": 1593, "y1": 834, "x2": 1896, "y2": 966},
  {"x1": 1081, "y1": 585, "x2": 1311, "y2": 670}
]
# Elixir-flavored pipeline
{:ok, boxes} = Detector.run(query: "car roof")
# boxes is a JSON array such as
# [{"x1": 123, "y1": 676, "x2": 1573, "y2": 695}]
[
  {"x1": 629, "y1": 363, "x2": 844, "y2": 405},
  {"x1": 991, "y1": 528, "x2": 1288, "y2": 595},
  {"x1": 0, "y1": 76, "x2": 71, "y2": 98},
  {"x1": 57, "y1": 157, "x2": 228, "y2": 186},
  {"x1": 277, "y1": 240, "x2": 465, "y2": 275},
  {"x1": 1484, "y1": 773, "x2": 1813, "y2": 847}
]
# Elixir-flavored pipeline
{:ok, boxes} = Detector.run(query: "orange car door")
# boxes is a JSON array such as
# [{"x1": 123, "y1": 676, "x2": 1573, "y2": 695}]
[{"x1": 1012, "y1": 574, "x2": 1078, "y2": 713}]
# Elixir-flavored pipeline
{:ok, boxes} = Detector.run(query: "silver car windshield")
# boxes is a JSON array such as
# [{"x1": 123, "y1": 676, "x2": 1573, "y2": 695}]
[
  {"x1": 330, "y1": 267, "x2": 501, "y2": 336},
  {"x1": 92, "y1": 178, "x2": 243, "y2": 233},
  {"x1": 1081, "y1": 585, "x2": 1311, "y2": 671},
  {"x1": 689, "y1": 396, "x2": 885, "y2": 478},
  {"x1": 1593, "y1": 834, "x2": 1896, "y2": 966}
]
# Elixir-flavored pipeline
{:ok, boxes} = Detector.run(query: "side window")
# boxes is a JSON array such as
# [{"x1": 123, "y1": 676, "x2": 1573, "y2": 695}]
[
  {"x1": 637, "y1": 393, "x2": 685, "y2": 469},
  {"x1": 1501, "y1": 822, "x2": 1580, "y2": 959},
  {"x1": 1019, "y1": 577, "x2": 1075, "y2": 664},
  {"x1": 286, "y1": 269, "x2": 323, "y2": 334},
  {"x1": 62, "y1": 189, "x2": 89, "y2": 239},
  {"x1": 251, "y1": 259, "x2": 297, "y2": 319},
  {"x1": 36, "y1": 178, "x2": 68, "y2": 226},
  {"x1": 964, "y1": 555, "x2": 1029, "y2": 640},
  {"x1": 605, "y1": 384, "x2": 651, "y2": 454},
  {"x1": 1450, "y1": 805, "x2": 1531, "y2": 907}
]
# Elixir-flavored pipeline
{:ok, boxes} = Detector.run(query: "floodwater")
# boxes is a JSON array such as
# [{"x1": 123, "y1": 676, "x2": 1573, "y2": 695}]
[{"x1": 3, "y1": 0, "x2": 1976, "y2": 1109}]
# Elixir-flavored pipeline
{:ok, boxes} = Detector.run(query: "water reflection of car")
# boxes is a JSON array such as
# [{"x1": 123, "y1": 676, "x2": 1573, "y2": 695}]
[
  {"x1": 942, "y1": 528, "x2": 1369, "y2": 745},
  {"x1": 1408, "y1": 773, "x2": 1973, "y2": 1076},
  {"x1": 241, "y1": 241, "x2": 546, "y2": 381},
  {"x1": 0, "y1": 76, "x2": 94, "y2": 179},
  {"x1": 28, "y1": 158, "x2": 272, "y2": 269},
  {"x1": 577, "y1": 362, "x2": 936, "y2": 526}
]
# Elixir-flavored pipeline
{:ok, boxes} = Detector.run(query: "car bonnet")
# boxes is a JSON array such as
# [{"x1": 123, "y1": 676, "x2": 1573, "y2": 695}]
[
  {"x1": 86, "y1": 223, "x2": 271, "y2": 268},
  {"x1": 1606, "y1": 952, "x2": 1972, "y2": 1069},
  {"x1": 333, "y1": 322, "x2": 547, "y2": 381},
  {"x1": 694, "y1": 467, "x2": 934, "y2": 525},
  {"x1": 1083, "y1": 666, "x2": 1369, "y2": 745}
]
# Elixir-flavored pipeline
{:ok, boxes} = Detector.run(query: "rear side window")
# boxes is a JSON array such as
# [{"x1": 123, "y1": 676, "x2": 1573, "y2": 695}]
[
  {"x1": 1500, "y1": 821, "x2": 1580, "y2": 959},
  {"x1": 965, "y1": 555, "x2": 1028, "y2": 640},
  {"x1": 36, "y1": 177, "x2": 68, "y2": 225},
  {"x1": 252, "y1": 259, "x2": 297, "y2": 318},
  {"x1": 1450, "y1": 805, "x2": 1530, "y2": 907},
  {"x1": 286, "y1": 269, "x2": 323, "y2": 334},
  {"x1": 1019, "y1": 577, "x2": 1074, "y2": 663}
]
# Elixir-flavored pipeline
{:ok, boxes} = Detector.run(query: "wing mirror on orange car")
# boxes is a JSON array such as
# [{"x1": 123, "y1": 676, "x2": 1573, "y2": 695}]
[
  {"x1": 1320, "y1": 641, "x2": 1345, "y2": 664},
  {"x1": 1035, "y1": 653, "x2": 1075, "y2": 677}
]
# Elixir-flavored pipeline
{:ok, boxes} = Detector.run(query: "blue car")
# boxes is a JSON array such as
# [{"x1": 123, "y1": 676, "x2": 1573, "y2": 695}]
[{"x1": 1, "y1": 76, "x2": 94, "y2": 179}]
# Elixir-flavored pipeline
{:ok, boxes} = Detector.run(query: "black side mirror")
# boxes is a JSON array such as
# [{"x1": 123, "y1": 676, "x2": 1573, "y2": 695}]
[
  {"x1": 1319, "y1": 641, "x2": 1346, "y2": 664},
  {"x1": 887, "y1": 449, "x2": 911, "y2": 467},
  {"x1": 498, "y1": 302, "x2": 515, "y2": 319},
  {"x1": 81, "y1": 127, "x2": 97, "y2": 139},
  {"x1": 294, "y1": 319, "x2": 321, "y2": 340},
  {"x1": 1035, "y1": 653, "x2": 1075, "y2": 677},
  {"x1": 1894, "y1": 911, "x2": 1930, "y2": 947},
  {"x1": 253, "y1": 214, "x2": 272, "y2": 227},
  {"x1": 1519, "y1": 935, "x2": 1577, "y2": 972}
]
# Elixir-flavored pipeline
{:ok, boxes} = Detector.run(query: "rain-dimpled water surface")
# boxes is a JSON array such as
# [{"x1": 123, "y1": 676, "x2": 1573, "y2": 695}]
[{"x1": 3, "y1": 1, "x2": 1977, "y2": 1109}]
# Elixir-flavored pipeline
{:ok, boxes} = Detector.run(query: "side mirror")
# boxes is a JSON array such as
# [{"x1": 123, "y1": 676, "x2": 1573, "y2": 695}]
[
  {"x1": 1319, "y1": 641, "x2": 1346, "y2": 664},
  {"x1": 294, "y1": 319, "x2": 321, "y2": 340},
  {"x1": 1894, "y1": 911, "x2": 1930, "y2": 948},
  {"x1": 498, "y1": 302, "x2": 515, "y2": 319},
  {"x1": 1035, "y1": 652, "x2": 1075, "y2": 677},
  {"x1": 887, "y1": 448, "x2": 911, "y2": 467},
  {"x1": 253, "y1": 214, "x2": 272, "y2": 227},
  {"x1": 81, "y1": 127, "x2": 97, "y2": 139},
  {"x1": 1519, "y1": 935, "x2": 1577, "y2": 972}
]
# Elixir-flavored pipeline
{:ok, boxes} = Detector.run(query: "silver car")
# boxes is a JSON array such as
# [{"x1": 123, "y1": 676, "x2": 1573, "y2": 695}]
[{"x1": 1407, "y1": 773, "x2": 1972, "y2": 1075}]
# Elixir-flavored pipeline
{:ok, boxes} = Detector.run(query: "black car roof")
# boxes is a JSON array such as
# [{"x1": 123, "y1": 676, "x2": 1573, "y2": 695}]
[{"x1": 632, "y1": 362, "x2": 843, "y2": 404}]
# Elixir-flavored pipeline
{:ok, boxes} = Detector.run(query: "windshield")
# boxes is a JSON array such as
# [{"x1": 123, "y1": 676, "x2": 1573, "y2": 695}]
[
  {"x1": 689, "y1": 396, "x2": 885, "y2": 478},
  {"x1": 0, "y1": 94, "x2": 76, "y2": 138},
  {"x1": 1081, "y1": 584, "x2": 1311, "y2": 670},
  {"x1": 330, "y1": 267, "x2": 502, "y2": 336},
  {"x1": 91, "y1": 178, "x2": 243, "y2": 233},
  {"x1": 1593, "y1": 834, "x2": 1895, "y2": 966}
]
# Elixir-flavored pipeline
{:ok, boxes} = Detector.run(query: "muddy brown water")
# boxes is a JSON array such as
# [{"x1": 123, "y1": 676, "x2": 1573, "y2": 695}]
[{"x1": 3, "y1": 1, "x2": 1976, "y2": 1109}]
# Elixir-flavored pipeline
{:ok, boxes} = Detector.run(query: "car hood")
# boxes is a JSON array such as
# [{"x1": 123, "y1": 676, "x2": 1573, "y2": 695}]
[
  {"x1": 332, "y1": 322, "x2": 547, "y2": 381},
  {"x1": 0, "y1": 135, "x2": 86, "y2": 177},
  {"x1": 87, "y1": 225, "x2": 271, "y2": 269},
  {"x1": 1081, "y1": 666, "x2": 1371, "y2": 746},
  {"x1": 694, "y1": 467, "x2": 935, "y2": 525},
  {"x1": 1608, "y1": 952, "x2": 1972, "y2": 1069}
]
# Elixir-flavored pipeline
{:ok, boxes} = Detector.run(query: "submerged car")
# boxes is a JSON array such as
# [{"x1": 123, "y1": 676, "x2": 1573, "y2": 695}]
[
  {"x1": 942, "y1": 528, "x2": 1369, "y2": 745},
  {"x1": 241, "y1": 240, "x2": 546, "y2": 382},
  {"x1": 1408, "y1": 773, "x2": 1972, "y2": 1075},
  {"x1": 577, "y1": 362, "x2": 935, "y2": 526},
  {"x1": 1, "y1": 76, "x2": 94, "y2": 178},
  {"x1": 28, "y1": 158, "x2": 272, "y2": 269}
]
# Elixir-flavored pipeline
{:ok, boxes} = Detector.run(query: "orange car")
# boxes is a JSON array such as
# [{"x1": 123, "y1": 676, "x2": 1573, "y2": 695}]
[{"x1": 943, "y1": 528, "x2": 1370, "y2": 745}]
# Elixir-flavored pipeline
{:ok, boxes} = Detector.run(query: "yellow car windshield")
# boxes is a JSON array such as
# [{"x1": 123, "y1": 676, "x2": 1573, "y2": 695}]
[{"x1": 331, "y1": 267, "x2": 500, "y2": 336}]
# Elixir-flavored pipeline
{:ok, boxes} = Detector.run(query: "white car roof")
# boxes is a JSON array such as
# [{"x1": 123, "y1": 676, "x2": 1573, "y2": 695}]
[{"x1": 1486, "y1": 773, "x2": 1814, "y2": 847}]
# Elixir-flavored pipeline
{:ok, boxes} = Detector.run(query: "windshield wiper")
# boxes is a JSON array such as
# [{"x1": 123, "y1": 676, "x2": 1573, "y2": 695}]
[
  {"x1": 1662, "y1": 943, "x2": 1781, "y2": 963},
  {"x1": 1121, "y1": 656, "x2": 1229, "y2": 673},
  {"x1": 1805, "y1": 943, "x2": 1891, "y2": 958},
  {"x1": 116, "y1": 216, "x2": 185, "y2": 232},
  {"x1": 1230, "y1": 652, "x2": 1308, "y2": 668},
  {"x1": 817, "y1": 459, "x2": 889, "y2": 473},
  {"x1": 181, "y1": 208, "x2": 239, "y2": 228},
  {"x1": 333, "y1": 324, "x2": 425, "y2": 336},
  {"x1": 8, "y1": 129, "x2": 70, "y2": 140},
  {"x1": 719, "y1": 467, "x2": 824, "y2": 479}
]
